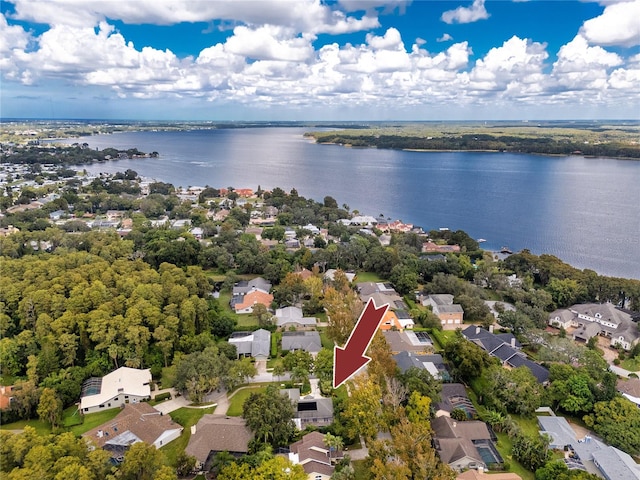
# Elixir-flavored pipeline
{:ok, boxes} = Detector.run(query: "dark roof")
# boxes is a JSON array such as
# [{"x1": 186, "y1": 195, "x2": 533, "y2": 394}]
[
  {"x1": 462, "y1": 326, "x2": 505, "y2": 353},
  {"x1": 393, "y1": 351, "x2": 446, "y2": 374},
  {"x1": 491, "y1": 344, "x2": 519, "y2": 362},
  {"x1": 282, "y1": 331, "x2": 322, "y2": 353},
  {"x1": 507, "y1": 355, "x2": 550, "y2": 383},
  {"x1": 432, "y1": 416, "x2": 492, "y2": 441},
  {"x1": 185, "y1": 415, "x2": 252, "y2": 462},
  {"x1": 296, "y1": 397, "x2": 334, "y2": 420},
  {"x1": 435, "y1": 383, "x2": 476, "y2": 418},
  {"x1": 462, "y1": 325, "x2": 549, "y2": 383},
  {"x1": 495, "y1": 333, "x2": 522, "y2": 348}
]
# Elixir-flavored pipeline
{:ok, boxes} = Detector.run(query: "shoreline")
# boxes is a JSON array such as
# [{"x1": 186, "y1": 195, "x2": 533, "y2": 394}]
[{"x1": 311, "y1": 138, "x2": 640, "y2": 161}]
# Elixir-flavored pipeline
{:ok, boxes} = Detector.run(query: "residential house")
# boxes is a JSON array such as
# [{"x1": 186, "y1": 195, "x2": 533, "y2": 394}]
[
  {"x1": 80, "y1": 367, "x2": 152, "y2": 414},
  {"x1": 393, "y1": 351, "x2": 449, "y2": 380},
  {"x1": 457, "y1": 471, "x2": 522, "y2": 480},
  {"x1": 538, "y1": 415, "x2": 640, "y2": 479},
  {"x1": 228, "y1": 329, "x2": 271, "y2": 360},
  {"x1": 288, "y1": 431, "x2": 343, "y2": 480},
  {"x1": 549, "y1": 303, "x2": 640, "y2": 351},
  {"x1": 282, "y1": 331, "x2": 322, "y2": 355},
  {"x1": 384, "y1": 330, "x2": 433, "y2": 354},
  {"x1": 0, "y1": 225, "x2": 20, "y2": 236},
  {"x1": 185, "y1": 415, "x2": 253, "y2": 471},
  {"x1": 281, "y1": 389, "x2": 334, "y2": 429},
  {"x1": 356, "y1": 282, "x2": 414, "y2": 331},
  {"x1": 617, "y1": 378, "x2": 640, "y2": 407},
  {"x1": 83, "y1": 403, "x2": 182, "y2": 460},
  {"x1": 49, "y1": 209, "x2": 65, "y2": 221},
  {"x1": 324, "y1": 269, "x2": 356, "y2": 284},
  {"x1": 275, "y1": 306, "x2": 318, "y2": 330},
  {"x1": 462, "y1": 326, "x2": 549, "y2": 383},
  {"x1": 423, "y1": 294, "x2": 464, "y2": 330},
  {"x1": 232, "y1": 277, "x2": 272, "y2": 296},
  {"x1": 0, "y1": 385, "x2": 14, "y2": 410},
  {"x1": 432, "y1": 416, "x2": 502, "y2": 472},
  {"x1": 422, "y1": 241, "x2": 461, "y2": 253},
  {"x1": 435, "y1": 383, "x2": 477, "y2": 419},
  {"x1": 232, "y1": 290, "x2": 274, "y2": 314}
]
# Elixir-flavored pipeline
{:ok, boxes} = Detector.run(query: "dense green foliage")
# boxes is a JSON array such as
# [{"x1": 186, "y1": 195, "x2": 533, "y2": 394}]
[{"x1": 310, "y1": 132, "x2": 640, "y2": 158}]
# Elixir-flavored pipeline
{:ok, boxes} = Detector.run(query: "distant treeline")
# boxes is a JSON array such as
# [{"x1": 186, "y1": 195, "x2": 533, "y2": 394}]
[
  {"x1": 308, "y1": 133, "x2": 640, "y2": 159},
  {"x1": 1, "y1": 145, "x2": 158, "y2": 165}
]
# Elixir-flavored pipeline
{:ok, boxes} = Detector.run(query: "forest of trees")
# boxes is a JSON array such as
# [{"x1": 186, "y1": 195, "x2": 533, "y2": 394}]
[{"x1": 308, "y1": 132, "x2": 640, "y2": 159}]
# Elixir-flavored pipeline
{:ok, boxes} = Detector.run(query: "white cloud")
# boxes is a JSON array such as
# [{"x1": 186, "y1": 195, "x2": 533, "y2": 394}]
[
  {"x1": 580, "y1": 0, "x2": 640, "y2": 47},
  {"x1": 366, "y1": 27, "x2": 404, "y2": 50},
  {"x1": 469, "y1": 36, "x2": 548, "y2": 93},
  {"x1": 437, "y1": 33, "x2": 453, "y2": 42},
  {"x1": 0, "y1": 13, "x2": 32, "y2": 79},
  {"x1": 441, "y1": 0, "x2": 490, "y2": 24},
  {"x1": 8, "y1": 0, "x2": 380, "y2": 35},
  {"x1": 553, "y1": 35, "x2": 623, "y2": 73},
  {"x1": 2, "y1": 5, "x2": 639, "y2": 117},
  {"x1": 223, "y1": 25, "x2": 315, "y2": 62}
]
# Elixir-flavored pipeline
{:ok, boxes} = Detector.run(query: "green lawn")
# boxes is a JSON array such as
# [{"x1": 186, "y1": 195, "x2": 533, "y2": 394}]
[
  {"x1": 216, "y1": 290, "x2": 258, "y2": 328},
  {"x1": 162, "y1": 406, "x2": 216, "y2": 467},
  {"x1": 319, "y1": 329, "x2": 335, "y2": 349},
  {"x1": 354, "y1": 271, "x2": 384, "y2": 283},
  {"x1": 0, "y1": 418, "x2": 51, "y2": 435},
  {"x1": 429, "y1": 329, "x2": 456, "y2": 351},
  {"x1": 494, "y1": 432, "x2": 535, "y2": 480},
  {"x1": 1, "y1": 407, "x2": 121, "y2": 436},
  {"x1": 621, "y1": 357, "x2": 640, "y2": 372},
  {"x1": 68, "y1": 408, "x2": 122, "y2": 436},
  {"x1": 226, "y1": 386, "x2": 268, "y2": 416}
]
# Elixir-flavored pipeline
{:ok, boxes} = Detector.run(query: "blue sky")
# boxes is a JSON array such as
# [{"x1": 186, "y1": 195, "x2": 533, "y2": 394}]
[{"x1": 1, "y1": 0, "x2": 639, "y2": 120}]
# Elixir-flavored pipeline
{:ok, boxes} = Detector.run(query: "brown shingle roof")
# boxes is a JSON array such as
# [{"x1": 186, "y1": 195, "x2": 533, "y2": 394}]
[
  {"x1": 82, "y1": 403, "x2": 181, "y2": 447},
  {"x1": 185, "y1": 414, "x2": 252, "y2": 463}
]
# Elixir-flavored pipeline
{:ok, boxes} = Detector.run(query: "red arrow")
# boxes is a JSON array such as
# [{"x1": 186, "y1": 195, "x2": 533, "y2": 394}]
[{"x1": 333, "y1": 298, "x2": 390, "y2": 388}]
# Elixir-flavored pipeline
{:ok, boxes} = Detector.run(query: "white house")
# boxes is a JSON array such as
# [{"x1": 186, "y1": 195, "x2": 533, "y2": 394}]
[{"x1": 80, "y1": 367, "x2": 151, "y2": 414}]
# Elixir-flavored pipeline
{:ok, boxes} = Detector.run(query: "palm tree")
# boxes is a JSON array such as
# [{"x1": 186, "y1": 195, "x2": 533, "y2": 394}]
[{"x1": 323, "y1": 432, "x2": 344, "y2": 463}]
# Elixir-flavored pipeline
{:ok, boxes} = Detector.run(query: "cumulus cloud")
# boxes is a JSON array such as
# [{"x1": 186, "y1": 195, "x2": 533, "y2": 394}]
[
  {"x1": 2, "y1": 3, "x2": 639, "y2": 116},
  {"x1": 469, "y1": 36, "x2": 548, "y2": 93},
  {"x1": 580, "y1": 0, "x2": 640, "y2": 47},
  {"x1": 8, "y1": 0, "x2": 379, "y2": 35},
  {"x1": 441, "y1": 0, "x2": 490, "y2": 24},
  {"x1": 224, "y1": 25, "x2": 315, "y2": 62},
  {"x1": 437, "y1": 33, "x2": 453, "y2": 42}
]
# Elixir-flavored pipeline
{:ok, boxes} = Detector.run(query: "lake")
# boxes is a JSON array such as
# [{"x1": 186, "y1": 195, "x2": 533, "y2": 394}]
[{"x1": 66, "y1": 128, "x2": 640, "y2": 280}]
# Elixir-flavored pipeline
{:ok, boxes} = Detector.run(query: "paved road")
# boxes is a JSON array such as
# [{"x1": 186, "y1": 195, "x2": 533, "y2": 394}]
[{"x1": 609, "y1": 365, "x2": 639, "y2": 378}]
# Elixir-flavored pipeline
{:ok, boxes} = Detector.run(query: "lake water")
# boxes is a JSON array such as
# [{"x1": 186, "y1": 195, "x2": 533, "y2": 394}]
[{"x1": 66, "y1": 128, "x2": 640, "y2": 279}]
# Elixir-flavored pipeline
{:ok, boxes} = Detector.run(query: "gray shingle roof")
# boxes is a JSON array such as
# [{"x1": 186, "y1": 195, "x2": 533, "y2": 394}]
[{"x1": 281, "y1": 331, "x2": 321, "y2": 353}]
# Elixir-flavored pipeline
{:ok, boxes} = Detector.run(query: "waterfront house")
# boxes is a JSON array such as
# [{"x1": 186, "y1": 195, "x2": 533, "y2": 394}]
[{"x1": 549, "y1": 303, "x2": 640, "y2": 350}]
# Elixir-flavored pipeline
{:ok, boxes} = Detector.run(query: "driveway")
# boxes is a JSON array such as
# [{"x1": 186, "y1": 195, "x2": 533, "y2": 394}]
[{"x1": 153, "y1": 394, "x2": 190, "y2": 414}]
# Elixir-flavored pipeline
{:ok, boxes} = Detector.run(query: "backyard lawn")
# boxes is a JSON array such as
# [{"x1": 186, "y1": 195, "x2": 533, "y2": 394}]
[
  {"x1": 621, "y1": 357, "x2": 640, "y2": 372},
  {"x1": 226, "y1": 385, "x2": 268, "y2": 416},
  {"x1": 1, "y1": 407, "x2": 121, "y2": 436},
  {"x1": 67, "y1": 408, "x2": 122, "y2": 436},
  {"x1": 216, "y1": 290, "x2": 258, "y2": 328},
  {"x1": 354, "y1": 271, "x2": 384, "y2": 283},
  {"x1": 0, "y1": 417, "x2": 52, "y2": 435},
  {"x1": 162, "y1": 406, "x2": 216, "y2": 467}
]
